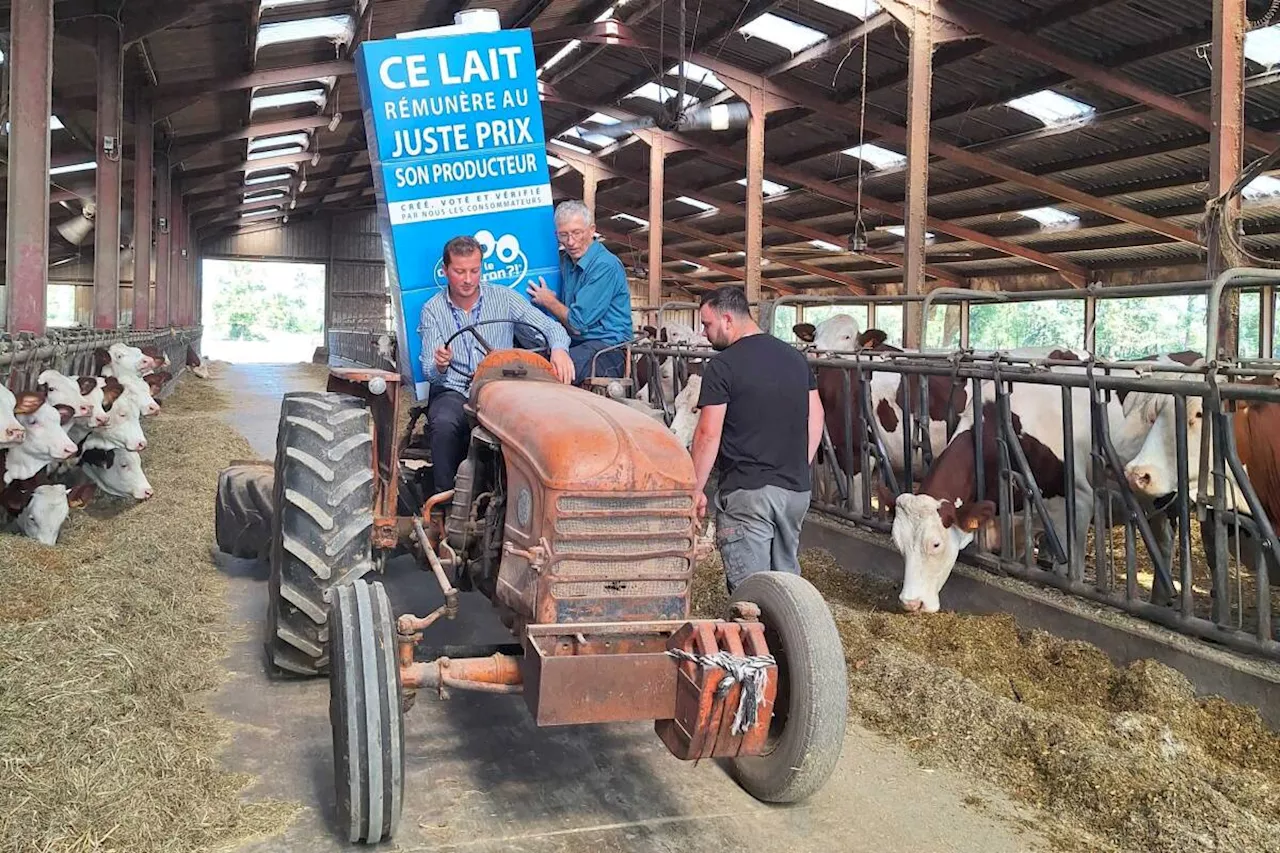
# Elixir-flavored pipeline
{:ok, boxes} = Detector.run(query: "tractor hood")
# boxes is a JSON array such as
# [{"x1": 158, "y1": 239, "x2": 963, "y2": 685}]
[{"x1": 475, "y1": 381, "x2": 695, "y2": 493}]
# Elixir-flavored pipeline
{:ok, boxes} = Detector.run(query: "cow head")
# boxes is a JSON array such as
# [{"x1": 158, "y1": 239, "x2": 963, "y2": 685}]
[
  {"x1": 5, "y1": 399, "x2": 78, "y2": 483},
  {"x1": 795, "y1": 314, "x2": 861, "y2": 354},
  {"x1": 669, "y1": 374, "x2": 703, "y2": 450},
  {"x1": 17, "y1": 484, "x2": 70, "y2": 546},
  {"x1": 38, "y1": 369, "x2": 94, "y2": 419},
  {"x1": 1120, "y1": 354, "x2": 1208, "y2": 499},
  {"x1": 889, "y1": 493, "x2": 995, "y2": 613},
  {"x1": 80, "y1": 447, "x2": 154, "y2": 500},
  {"x1": 105, "y1": 342, "x2": 157, "y2": 377},
  {"x1": 91, "y1": 395, "x2": 147, "y2": 452}
]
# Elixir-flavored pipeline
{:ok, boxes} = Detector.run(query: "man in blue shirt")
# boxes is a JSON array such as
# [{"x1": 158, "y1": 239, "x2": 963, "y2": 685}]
[
  {"x1": 526, "y1": 199, "x2": 633, "y2": 383},
  {"x1": 419, "y1": 235, "x2": 574, "y2": 494}
]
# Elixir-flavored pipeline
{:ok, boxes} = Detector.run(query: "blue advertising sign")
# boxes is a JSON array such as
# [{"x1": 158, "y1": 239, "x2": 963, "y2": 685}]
[{"x1": 354, "y1": 26, "x2": 560, "y2": 399}]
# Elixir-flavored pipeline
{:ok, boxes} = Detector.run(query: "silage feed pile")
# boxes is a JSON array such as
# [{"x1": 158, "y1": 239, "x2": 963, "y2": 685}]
[
  {"x1": 693, "y1": 552, "x2": 1280, "y2": 853},
  {"x1": 0, "y1": 368, "x2": 299, "y2": 852}
]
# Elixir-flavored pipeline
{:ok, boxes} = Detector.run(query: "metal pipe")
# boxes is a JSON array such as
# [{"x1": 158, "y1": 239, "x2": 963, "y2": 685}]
[
  {"x1": 132, "y1": 94, "x2": 155, "y2": 330},
  {"x1": 413, "y1": 517, "x2": 458, "y2": 615},
  {"x1": 93, "y1": 16, "x2": 124, "y2": 329},
  {"x1": 400, "y1": 653, "x2": 523, "y2": 692}
]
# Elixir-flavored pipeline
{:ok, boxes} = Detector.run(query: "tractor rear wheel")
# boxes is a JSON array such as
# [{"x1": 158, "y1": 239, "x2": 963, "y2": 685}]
[
  {"x1": 266, "y1": 391, "x2": 376, "y2": 676},
  {"x1": 725, "y1": 572, "x2": 847, "y2": 803},
  {"x1": 330, "y1": 580, "x2": 404, "y2": 844}
]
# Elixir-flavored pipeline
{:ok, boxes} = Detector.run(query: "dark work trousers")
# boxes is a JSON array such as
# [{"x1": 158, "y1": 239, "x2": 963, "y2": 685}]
[
  {"x1": 569, "y1": 340, "x2": 625, "y2": 384},
  {"x1": 427, "y1": 389, "x2": 470, "y2": 495}
]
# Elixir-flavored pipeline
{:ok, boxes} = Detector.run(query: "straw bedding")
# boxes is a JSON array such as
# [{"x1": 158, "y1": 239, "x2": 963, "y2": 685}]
[
  {"x1": 0, "y1": 367, "x2": 299, "y2": 852},
  {"x1": 693, "y1": 550, "x2": 1280, "y2": 853}
]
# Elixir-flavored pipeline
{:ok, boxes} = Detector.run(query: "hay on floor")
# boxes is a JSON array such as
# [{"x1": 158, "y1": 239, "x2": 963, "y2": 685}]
[
  {"x1": 0, "y1": 367, "x2": 299, "y2": 852},
  {"x1": 693, "y1": 551, "x2": 1280, "y2": 853}
]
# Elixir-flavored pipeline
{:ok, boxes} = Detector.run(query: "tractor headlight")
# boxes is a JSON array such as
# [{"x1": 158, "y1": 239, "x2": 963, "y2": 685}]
[{"x1": 368, "y1": 376, "x2": 387, "y2": 395}]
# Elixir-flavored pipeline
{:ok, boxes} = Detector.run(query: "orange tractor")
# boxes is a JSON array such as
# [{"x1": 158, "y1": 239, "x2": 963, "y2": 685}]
[{"x1": 216, "y1": 326, "x2": 847, "y2": 844}]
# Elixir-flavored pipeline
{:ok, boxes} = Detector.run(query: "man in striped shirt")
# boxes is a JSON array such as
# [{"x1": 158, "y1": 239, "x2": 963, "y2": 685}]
[{"x1": 418, "y1": 234, "x2": 575, "y2": 494}]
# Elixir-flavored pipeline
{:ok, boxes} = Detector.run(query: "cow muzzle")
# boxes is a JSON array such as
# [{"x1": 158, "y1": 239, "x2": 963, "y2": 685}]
[
  {"x1": 900, "y1": 598, "x2": 925, "y2": 613},
  {"x1": 1126, "y1": 464, "x2": 1158, "y2": 494}
]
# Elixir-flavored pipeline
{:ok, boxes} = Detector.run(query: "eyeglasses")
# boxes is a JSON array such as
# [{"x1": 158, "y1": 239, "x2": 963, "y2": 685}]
[{"x1": 556, "y1": 228, "x2": 591, "y2": 242}]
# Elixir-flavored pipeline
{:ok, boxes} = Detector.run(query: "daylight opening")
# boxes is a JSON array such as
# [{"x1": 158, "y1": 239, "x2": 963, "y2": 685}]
[
  {"x1": 1007, "y1": 90, "x2": 1095, "y2": 127},
  {"x1": 202, "y1": 259, "x2": 326, "y2": 363},
  {"x1": 739, "y1": 12, "x2": 827, "y2": 53}
]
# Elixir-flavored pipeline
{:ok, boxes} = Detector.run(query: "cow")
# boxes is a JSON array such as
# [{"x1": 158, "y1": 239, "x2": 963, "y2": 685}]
[
  {"x1": 797, "y1": 315, "x2": 967, "y2": 513},
  {"x1": 82, "y1": 395, "x2": 147, "y2": 453},
  {"x1": 16, "y1": 484, "x2": 70, "y2": 546},
  {"x1": 36, "y1": 369, "x2": 96, "y2": 420},
  {"x1": 884, "y1": 351, "x2": 1204, "y2": 613},
  {"x1": 67, "y1": 377, "x2": 125, "y2": 445},
  {"x1": 116, "y1": 371, "x2": 169, "y2": 417},
  {"x1": 0, "y1": 385, "x2": 31, "y2": 446},
  {"x1": 95, "y1": 342, "x2": 159, "y2": 379},
  {"x1": 3, "y1": 394, "x2": 78, "y2": 484},
  {"x1": 78, "y1": 447, "x2": 154, "y2": 500},
  {"x1": 635, "y1": 323, "x2": 710, "y2": 407}
]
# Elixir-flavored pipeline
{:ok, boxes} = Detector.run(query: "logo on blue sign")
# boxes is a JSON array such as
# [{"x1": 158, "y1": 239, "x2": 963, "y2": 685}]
[{"x1": 354, "y1": 26, "x2": 561, "y2": 399}]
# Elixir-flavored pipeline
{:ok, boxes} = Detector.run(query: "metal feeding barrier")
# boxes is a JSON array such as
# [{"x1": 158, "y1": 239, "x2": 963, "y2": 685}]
[
  {"x1": 328, "y1": 328, "x2": 398, "y2": 372},
  {"x1": 0, "y1": 327, "x2": 203, "y2": 393},
  {"x1": 630, "y1": 269, "x2": 1280, "y2": 663}
]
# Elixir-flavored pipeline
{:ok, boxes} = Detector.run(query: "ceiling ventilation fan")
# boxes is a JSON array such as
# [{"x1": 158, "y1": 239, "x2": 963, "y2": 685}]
[
  {"x1": 580, "y1": 0, "x2": 752, "y2": 139},
  {"x1": 55, "y1": 200, "x2": 96, "y2": 246}
]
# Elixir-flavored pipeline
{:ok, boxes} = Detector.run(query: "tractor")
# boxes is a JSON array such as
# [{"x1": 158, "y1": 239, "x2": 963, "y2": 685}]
[{"x1": 215, "y1": 324, "x2": 848, "y2": 844}]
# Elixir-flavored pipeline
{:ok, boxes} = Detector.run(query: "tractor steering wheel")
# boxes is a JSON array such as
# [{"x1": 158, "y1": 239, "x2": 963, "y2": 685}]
[{"x1": 442, "y1": 319, "x2": 552, "y2": 381}]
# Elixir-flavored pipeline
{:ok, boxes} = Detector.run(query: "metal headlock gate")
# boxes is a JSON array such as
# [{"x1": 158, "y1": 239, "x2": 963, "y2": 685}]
[
  {"x1": 0, "y1": 327, "x2": 203, "y2": 394},
  {"x1": 630, "y1": 269, "x2": 1280, "y2": 663}
]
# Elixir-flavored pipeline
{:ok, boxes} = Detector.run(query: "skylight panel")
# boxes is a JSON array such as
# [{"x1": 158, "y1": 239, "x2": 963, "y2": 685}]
[
  {"x1": 736, "y1": 177, "x2": 790, "y2": 197},
  {"x1": 676, "y1": 195, "x2": 717, "y2": 212},
  {"x1": 667, "y1": 61, "x2": 725, "y2": 91},
  {"x1": 242, "y1": 207, "x2": 283, "y2": 219},
  {"x1": 245, "y1": 190, "x2": 288, "y2": 203},
  {"x1": 612, "y1": 213, "x2": 649, "y2": 227},
  {"x1": 884, "y1": 225, "x2": 935, "y2": 239},
  {"x1": 679, "y1": 260, "x2": 705, "y2": 271},
  {"x1": 538, "y1": 39, "x2": 580, "y2": 76},
  {"x1": 1006, "y1": 90, "x2": 1095, "y2": 127},
  {"x1": 260, "y1": 0, "x2": 319, "y2": 9},
  {"x1": 627, "y1": 82, "x2": 697, "y2": 108},
  {"x1": 584, "y1": 112, "x2": 619, "y2": 125},
  {"x1": 249, "y1": 132, "x2": 310, "y2": 153},
  {"x1": 545, "y1": 153, "x2": 567, "y2": 169},
  {"x1": 245, "y1": 165, "x2": 299, "y2": 184},
  {"x1": 50, "y1": 161, "x2": 96, "y2": 175},
  {"x1": 812, "y1": 0, "x2": 881, "y2": 18},
  {"x1": 842, "y1": 142, "x2": 905, "y2": 170},
  {"x1": 561, "y1": 126, "x2": 614, "y2": 147},
  {"x1": 256, "y1": 15, "x2": 355, "y2": 52},
  {"x1": 552, "y1": 138, "x2": 592, "y2": 155},
  {"x1": 1243, "y1": 174, "x2": 1280, "y2": 201},
  {"x1": 250, "y1": 87, "x2": 328, "y2": 114},
  {"x1": 1021, "y1": 206, "x2": 1080, "y2": 229},
  {"x1": 249, "y1": 144, "x2": 305, "y2": 160},
  {"x1": 809, "y1": 239, "x2": 842, "y2": 251},
  {"x1": 1245, "y1": 24, "x2": 1280, "y2": 68},
  {"x1": 49, "y1": 115, "x2": 64, "y2": 130},
  {"x1": 739, "y1": 12, "x2": 827, "y2": 53}
]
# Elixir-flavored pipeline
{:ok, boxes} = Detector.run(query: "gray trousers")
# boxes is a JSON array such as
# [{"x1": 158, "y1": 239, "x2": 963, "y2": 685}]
[{"x1": 713, "y1": 485, "x2": 811, "y2": 592}]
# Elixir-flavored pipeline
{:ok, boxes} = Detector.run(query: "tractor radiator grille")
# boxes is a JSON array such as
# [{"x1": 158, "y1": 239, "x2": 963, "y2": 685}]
[
  {"x1": 552, "y1": 493, "x2": 695, "y2": 581},
  {"x1": 553, "y1": 580, "x2": 688, "y2": 598}
]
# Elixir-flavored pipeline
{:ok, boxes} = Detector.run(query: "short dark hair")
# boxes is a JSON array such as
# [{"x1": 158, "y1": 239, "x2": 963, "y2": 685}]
[
  {"x1": 700, "y1": 285, "x2": 750, "y2": 318},
  {"x1": 442, "y1": 235, "x2": 483, "y2": 268}
]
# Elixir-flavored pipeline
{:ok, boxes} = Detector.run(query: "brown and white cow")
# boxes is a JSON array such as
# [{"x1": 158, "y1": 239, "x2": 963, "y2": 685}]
[
  {"x1": 3, "y1": 393, "x2": 78, "y2": 484},
  {"x1": 0, "y1": 385, "x2": 31, "y2": 446},
  {"x1": 885, "y1": 351, "x2": 1201, "y2": 612},
  {"x1": 796, "y1": 315, "x2": 967, "y2": 512}
]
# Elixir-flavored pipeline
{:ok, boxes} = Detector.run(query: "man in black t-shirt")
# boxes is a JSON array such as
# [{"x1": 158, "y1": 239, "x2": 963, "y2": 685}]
[{"x1": 691, "y1": 286, "x2": 824, "y2": 592}]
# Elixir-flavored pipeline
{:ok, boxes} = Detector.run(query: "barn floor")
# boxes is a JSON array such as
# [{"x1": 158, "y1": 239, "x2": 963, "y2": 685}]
[{"x1": 210, "y1": 361, "x2": 1047, "y2": 853}]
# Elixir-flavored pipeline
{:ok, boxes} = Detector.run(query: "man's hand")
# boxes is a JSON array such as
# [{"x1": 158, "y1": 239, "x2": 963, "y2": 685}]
[
  {"x1": 527, "y1": 277, "x2": 560, "y2": 310},
  {"x1": 433, "y1": 346, "x2": 452, "y2": 371},
  {"x1": 550, "y1": 348, "x2": 576, "y2": 385},
  {"x1": 695, "y1": 492, "x2": 708, "y2": 520}
]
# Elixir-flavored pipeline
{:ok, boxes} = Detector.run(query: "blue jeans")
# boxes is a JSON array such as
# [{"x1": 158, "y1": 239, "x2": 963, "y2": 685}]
[{"x1": 569, "y1": 340, "x2": 625, "y2": 383}]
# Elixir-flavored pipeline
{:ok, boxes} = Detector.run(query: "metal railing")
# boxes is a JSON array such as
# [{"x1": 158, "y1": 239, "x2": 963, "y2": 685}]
[
  {"x1": 1, "y1": 327, "x2": 203, "y2": 393},
  {"x1": 328, "y1": 328, "x2": 397, "y2": 371}
]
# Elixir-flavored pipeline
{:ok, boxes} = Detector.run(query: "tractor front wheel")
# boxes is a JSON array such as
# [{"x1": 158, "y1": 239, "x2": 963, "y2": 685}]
[
  {"x1": 330, "y1": 580, "x2": 404, "y2": 844},
  {"x1": 266, "y1": 391, "x2": 375, "y2": 676},
  {"x1": 725, "y1": 572, "x2": 847, "y2": 803}
]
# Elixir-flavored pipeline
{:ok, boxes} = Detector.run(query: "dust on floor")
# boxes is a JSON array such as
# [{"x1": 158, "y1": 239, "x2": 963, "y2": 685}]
[
  {"x1": 0, "y1": 366, "x2": 299, "y2": 852},
  {"x1": 693, "y1": 551, "x2": 1280, "y2": 853}
]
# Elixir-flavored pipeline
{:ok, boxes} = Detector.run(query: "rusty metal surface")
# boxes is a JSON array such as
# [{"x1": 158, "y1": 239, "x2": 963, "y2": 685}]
[
  {"x1": 656, "y1": 620, "x2": 777, "y2": 761},
  {"x1": 522, "y1": 623, "x2": 680, "y2": 725}
]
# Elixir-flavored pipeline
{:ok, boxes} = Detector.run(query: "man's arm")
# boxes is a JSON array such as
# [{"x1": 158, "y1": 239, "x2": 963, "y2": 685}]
[
  {"x1": 807, "y1": 388, "x2": 824, "y2": 464},
  {"x1": 531, "y1": 259, "x2": 625, "y2": 338},
  {"x1": 508, "y1": 288, "x2": 572, "y2": 351},
  {"x1": 691, "y1": 403, "x2": 726, "y2": 497},
  {"x1": 419, "y1": 302, "x2": 448, "y2": 383}
]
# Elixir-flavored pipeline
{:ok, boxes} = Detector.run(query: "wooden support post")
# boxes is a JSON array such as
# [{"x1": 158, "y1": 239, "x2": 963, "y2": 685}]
[
  {"x1": 1209, "y1": 0, "x2": 1246, "y2": 360},
  {"x1": 132, "y1": 95, "x2": 154, "y2": 329},
  {"x1": 582, "y1": 162, "x2": 600, "y2": 221},
  {"x1": 4, "y1": 0, "x2": 54, "y2": 333},
  {"x1": 154, "y1": 157, "x2": 172, "y2": 327},
  {"x1": 903, "y1": 6, "x2": 933, "y2": 350},
  {"x1": 744, "y1": 85, "x2": 766, "y2": 310},
  {"x1": 647, "y1": 135, "x2": 665, "y2": 311},
  {"x1": 93, "y1": 17, "x2": 124, "y2": 329}
]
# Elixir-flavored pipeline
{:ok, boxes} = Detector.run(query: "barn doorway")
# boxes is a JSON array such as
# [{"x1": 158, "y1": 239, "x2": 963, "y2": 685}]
[{"x1": 201, "y1": 259, "x2": 326, "y2": 363}]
